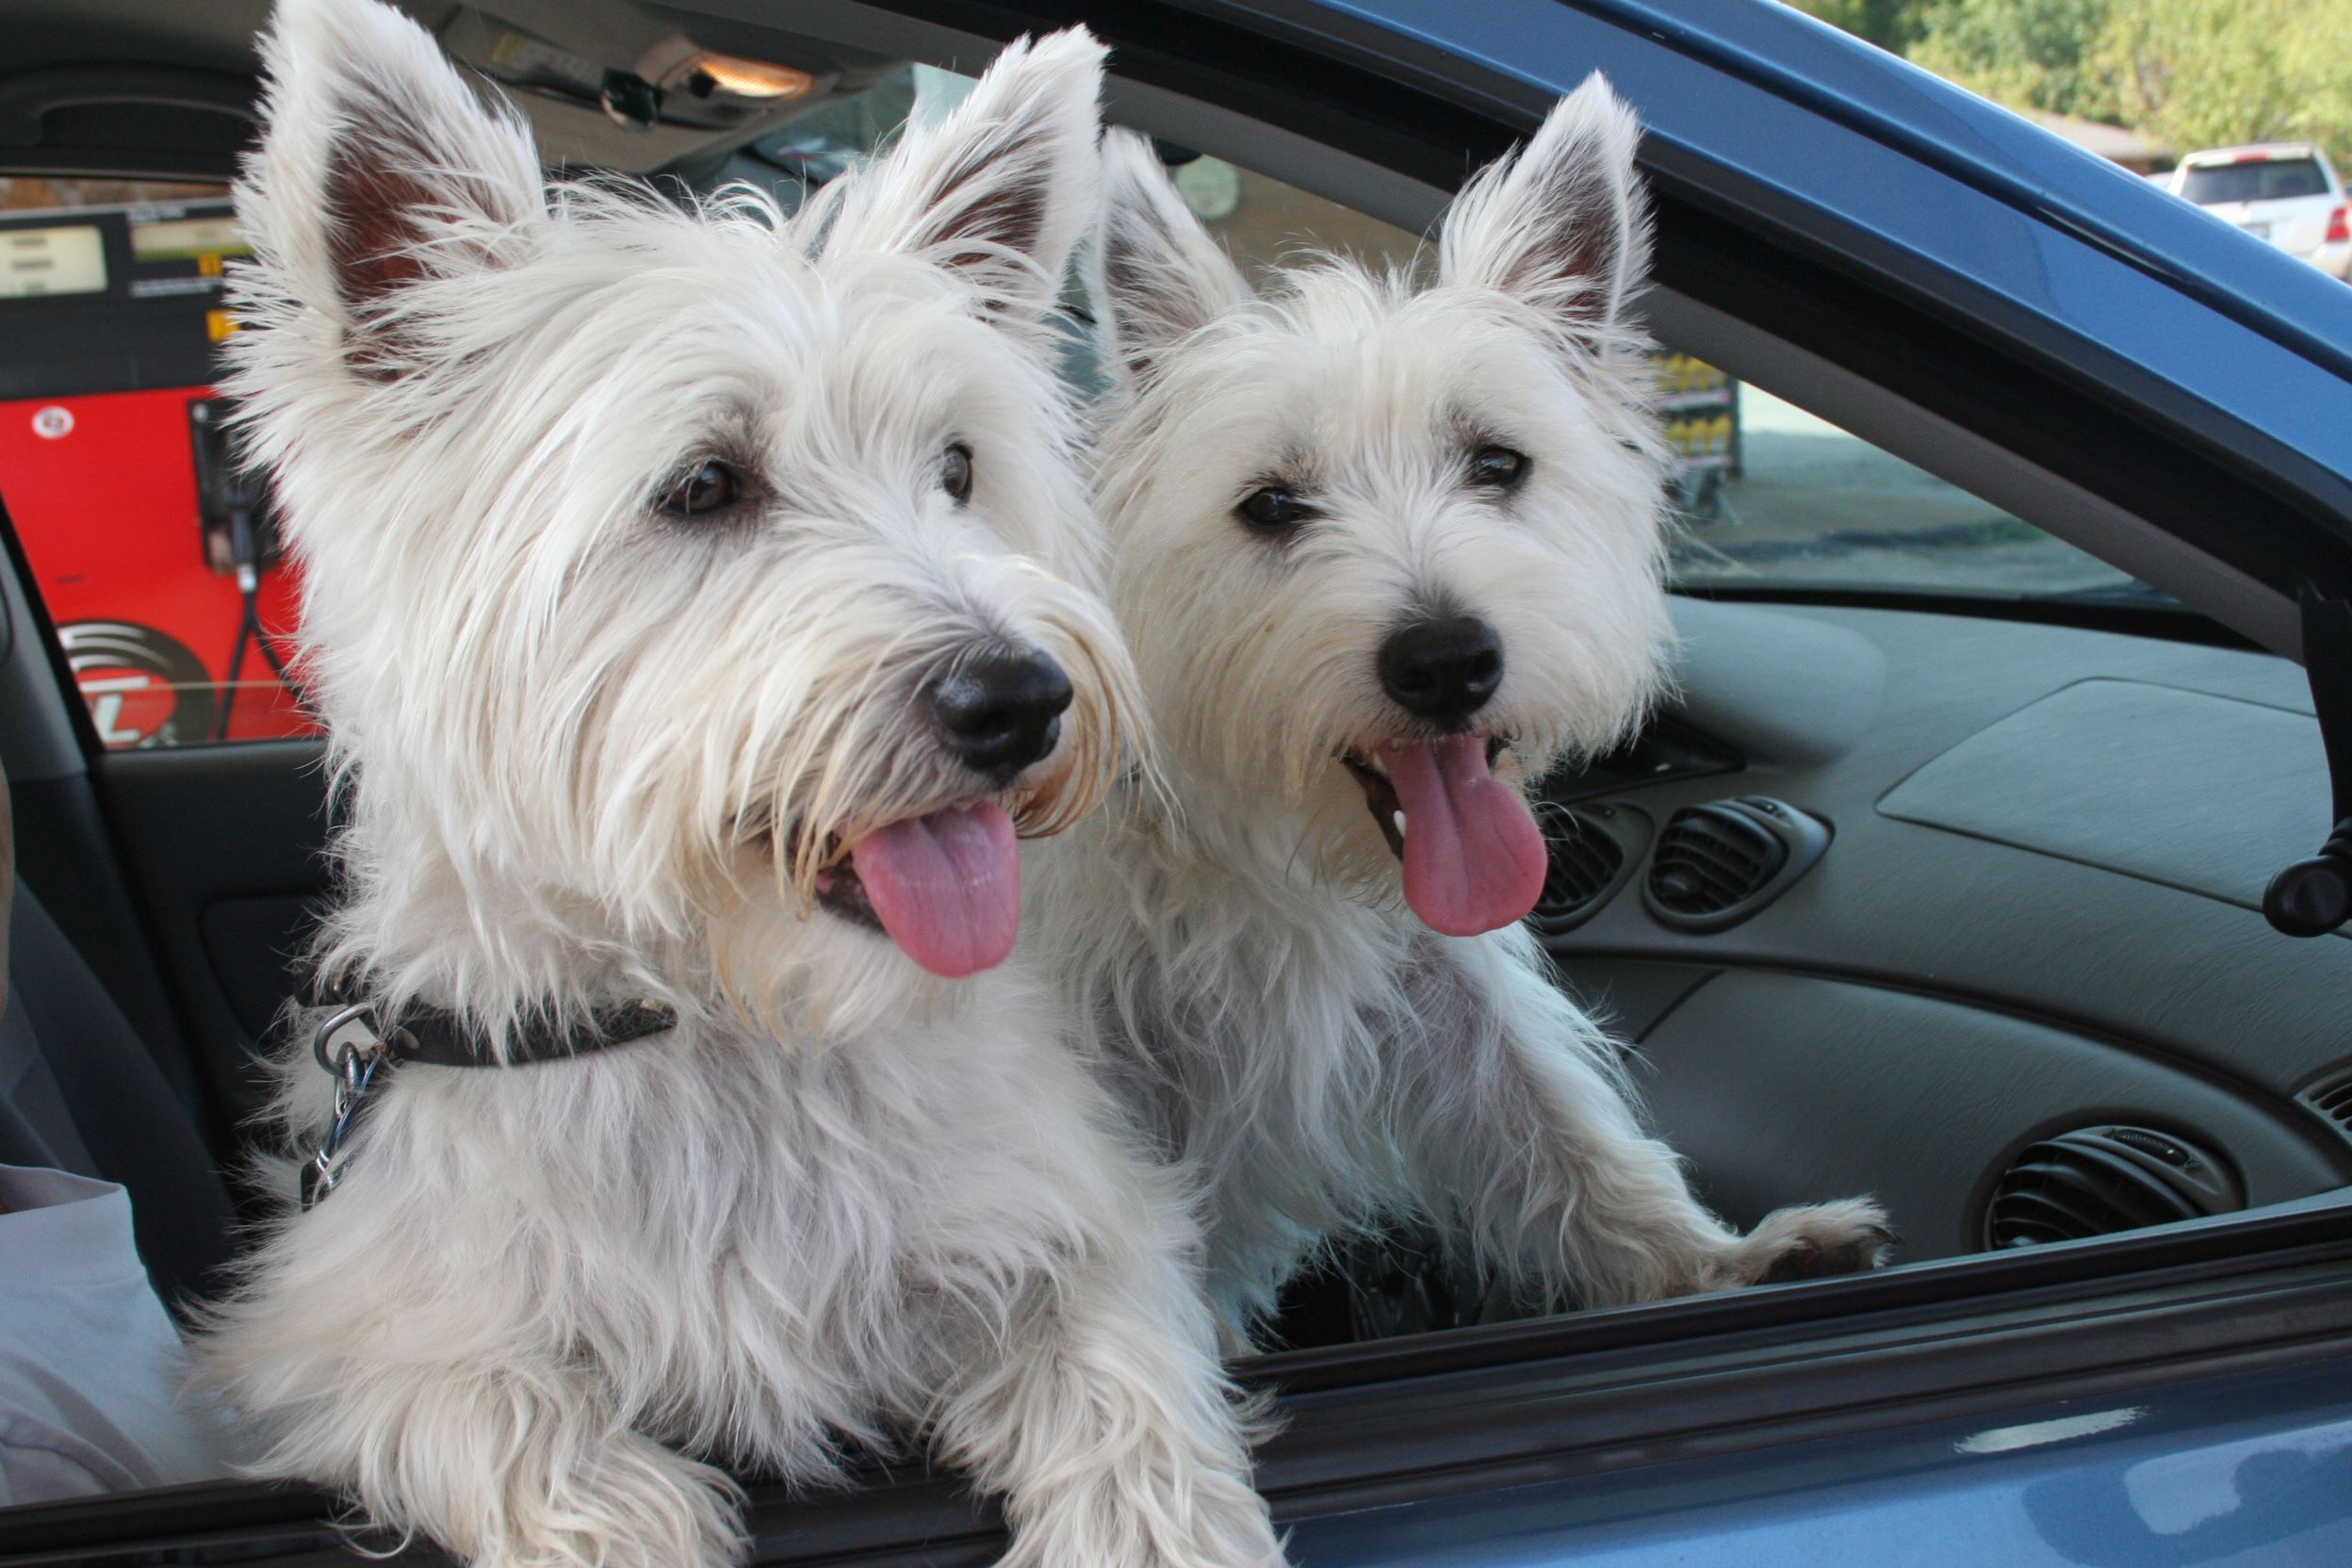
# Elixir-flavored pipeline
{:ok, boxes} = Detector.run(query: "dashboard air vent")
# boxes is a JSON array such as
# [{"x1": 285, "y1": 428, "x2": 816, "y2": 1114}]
[
  {"x1": 2295, "y1": 1065, "x2": 2352, "y2": 1151},
  {"x1": 1642, "y1": 796, "x2": 1829, "y2": 933},
  {"x1": 1527, "y1": 802, "x2": 1649, "y2": 939},
  {"x1": 1984, "y1": 1126, "x2": 2243, "y2": 1250}
]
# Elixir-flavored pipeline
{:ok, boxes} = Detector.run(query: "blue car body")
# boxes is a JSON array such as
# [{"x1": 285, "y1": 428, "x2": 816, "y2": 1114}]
[{"x1": 1301, "y1": 1358, "x2": 2352, "y2": 1565}]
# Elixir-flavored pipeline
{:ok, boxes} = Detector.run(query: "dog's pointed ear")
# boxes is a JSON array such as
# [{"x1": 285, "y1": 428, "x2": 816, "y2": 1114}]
[
  {"x1": 1090, "y1": 130, "x2": 1250, "y2": 390},
  {"x1": 1438, "y1": 74, "x2": 1649, "y2": 341},
  {"x1": 818, "y1": 27, "x2": 1105, "y2": 321},
  {"x1": 240, "y1": 0, "x2": 545, "y2": 377}
]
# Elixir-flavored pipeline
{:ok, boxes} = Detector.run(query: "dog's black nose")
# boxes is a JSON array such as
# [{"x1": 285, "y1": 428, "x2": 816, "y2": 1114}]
[
  {"x1": 1378, "y1": 614, "x2": 1504, "y2": 724},
  {"x1": 927, "y1": 645, "x2": 1074, "y2": 777}
]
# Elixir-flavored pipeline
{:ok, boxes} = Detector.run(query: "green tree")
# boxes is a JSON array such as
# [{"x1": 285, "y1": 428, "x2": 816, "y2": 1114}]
[
  {"x1": 1908, "y1": 0, "x2": 2119, "y2": 121},
  {"x1": 1782, "y1": 0, "x2": 1933, "y2": 54},
  {"x1": 1789, "y1": 0, "x2": 2352, "y2": 167},
  {"x1": 2096, "y1": 0, "x2": 2352, "y2": 156}
]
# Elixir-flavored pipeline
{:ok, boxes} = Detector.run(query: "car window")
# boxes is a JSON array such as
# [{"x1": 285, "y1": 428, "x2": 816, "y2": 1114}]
[
  {"x1": 1168, "y1": 155, "x2": 2138, "y2": 605},
  {"x1": 716, "y1": 64, "x2": 923, "y2": 211},
  {"x1": 0, "y1": 178, "x2": 312, "y2": 748},
  {"x1": 2180, "y1": 158, "x2": 2331, "y2": 204},
  {"x1": 1664, "y1": 382, "x2": 2135, "y2": 597}
]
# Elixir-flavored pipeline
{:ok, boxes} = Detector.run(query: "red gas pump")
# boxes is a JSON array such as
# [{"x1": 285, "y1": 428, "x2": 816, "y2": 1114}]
[{"x1": 0, "y1": 197, "x2": 313, "y2": 747}]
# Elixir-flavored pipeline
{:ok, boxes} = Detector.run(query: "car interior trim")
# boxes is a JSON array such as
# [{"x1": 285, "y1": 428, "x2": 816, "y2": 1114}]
[
  {"x1": 0, "y1": 509, "x2": 90, "y2": 786},
  {"x1": 1875, "y1": 678, "x2": 2331, "y2": 912}
]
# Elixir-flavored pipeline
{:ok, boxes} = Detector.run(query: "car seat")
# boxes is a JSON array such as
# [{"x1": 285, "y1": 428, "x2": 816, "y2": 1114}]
[{"x1": 0, "y1": 876, "x2": 238, "y2": 1314}]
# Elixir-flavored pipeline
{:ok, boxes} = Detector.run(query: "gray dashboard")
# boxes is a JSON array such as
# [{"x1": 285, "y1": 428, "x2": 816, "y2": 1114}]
[{"x1": 1548, "y1": 596, "x2": 2352, "y2": 1261}]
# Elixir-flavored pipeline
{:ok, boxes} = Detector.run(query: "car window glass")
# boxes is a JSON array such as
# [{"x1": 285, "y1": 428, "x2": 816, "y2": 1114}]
[
  {"x1": 1160, "y1": 154, "x2": 2139, "y2": 606},
  {"x1": 717, "y1": 64, "x2": 923, "y2": 213}
]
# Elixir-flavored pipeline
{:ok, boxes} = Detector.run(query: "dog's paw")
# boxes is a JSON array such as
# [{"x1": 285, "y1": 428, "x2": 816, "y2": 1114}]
[
  {"x1": 467, "y1": 1432, "x2": 744, "y2": 1568},
  {"x1": 1004, "y1": 1479, "x2": 1289, "y2": 1568},
  {"x1": 1718, "y1": 1198, "x2": 1896, "y2": 1288},
  {"x1": 995, "y1": 1434, "x2": 1288, "y2": 1568}
]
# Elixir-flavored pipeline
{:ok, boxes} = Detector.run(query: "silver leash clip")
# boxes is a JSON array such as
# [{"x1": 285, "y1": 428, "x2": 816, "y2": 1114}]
[{"x1": 301, "y1": 1004, "x2": 402, "y2": 1209}]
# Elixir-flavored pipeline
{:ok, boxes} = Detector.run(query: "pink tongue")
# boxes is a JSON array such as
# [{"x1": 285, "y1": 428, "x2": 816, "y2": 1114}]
[
  {"x1": 847, "y1": 803, "x2": 1021, "y2": 978},
  {"x1": 1381, "y1": 736, "x2": 1548, "y2": 938}
]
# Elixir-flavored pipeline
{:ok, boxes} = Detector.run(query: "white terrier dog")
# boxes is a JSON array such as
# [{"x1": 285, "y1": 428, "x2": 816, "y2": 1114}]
[
  {"x1": 193, "y1": 4, "x2": 1282, "y2": 1565},
  {"x1": 1036, "y1": 81, "x2": 1891, "y2": 1346}
]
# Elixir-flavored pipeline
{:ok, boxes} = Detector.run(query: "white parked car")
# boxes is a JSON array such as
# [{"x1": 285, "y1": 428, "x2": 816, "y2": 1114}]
[{"x1": 2164, "y1": 141, "x2": 2352, "y2": 280}]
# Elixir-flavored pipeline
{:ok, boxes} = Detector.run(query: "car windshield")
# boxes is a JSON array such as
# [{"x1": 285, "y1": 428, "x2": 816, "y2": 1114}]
[{"x1": 2180, "y1": 158, "x2": 2330, "y2": 204}]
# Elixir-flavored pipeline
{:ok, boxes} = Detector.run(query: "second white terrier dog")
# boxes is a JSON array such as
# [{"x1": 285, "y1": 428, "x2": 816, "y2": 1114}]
[
  {"x1": 1037, "y1": 80, "x2": 1892, "y2": 1344},
  {"x1": 193, "y1": 3, "x2": 1282, "y2": 1565}
]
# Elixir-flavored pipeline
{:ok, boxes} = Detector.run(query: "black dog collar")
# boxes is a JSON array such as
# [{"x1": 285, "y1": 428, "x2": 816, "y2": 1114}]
[
  {"x1": 385, "y1": 999, "x2": 680, "y2": 1068},
  {"x1": 302, "y1": 997, "x2": 678, "y2": 1206}
]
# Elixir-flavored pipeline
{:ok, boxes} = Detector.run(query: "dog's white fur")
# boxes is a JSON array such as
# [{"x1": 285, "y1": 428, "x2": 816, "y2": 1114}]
[
  {"x1": 191, "y1": 4, "x2": 1282, "y2": 1564},
  {"x1": 1035, "y1": 81, "x2": 1891, "y2": 1343}
]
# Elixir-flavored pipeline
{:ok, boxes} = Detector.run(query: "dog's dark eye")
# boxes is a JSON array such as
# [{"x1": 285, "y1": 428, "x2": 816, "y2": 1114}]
[
  {"x1": 660, "y1": 458, "x2": 742, "y2": 517},
  {"x1": 940, "y1": 443, "x2": 974, "y2": 505},
  {"x1": 1237, "y1": 484, "x2": 1311, "y2": 533},
  {"x1": 1467, "y1": 445, "x2": 1527, "y2": 490}
]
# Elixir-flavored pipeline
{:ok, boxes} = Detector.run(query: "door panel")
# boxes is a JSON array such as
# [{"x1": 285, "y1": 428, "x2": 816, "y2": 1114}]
[{"x1": 93, "y1": 740, "x2": 332, "y2": 1125}]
